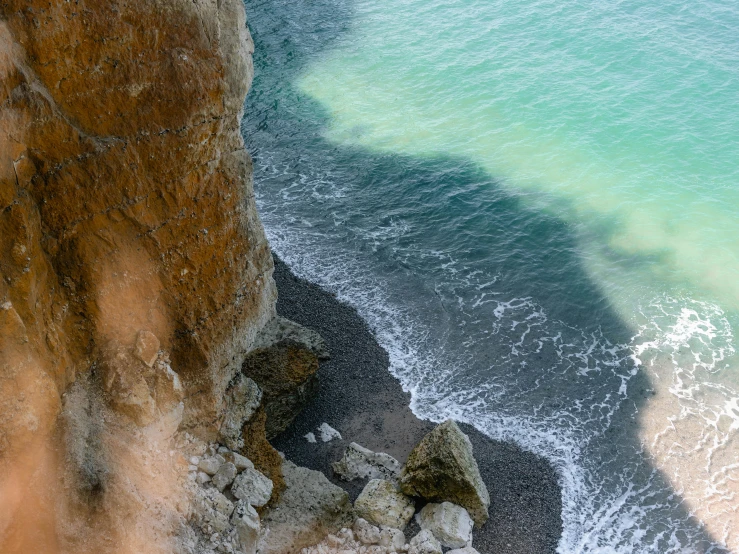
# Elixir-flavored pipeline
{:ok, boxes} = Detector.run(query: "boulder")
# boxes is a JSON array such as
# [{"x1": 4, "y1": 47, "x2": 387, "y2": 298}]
[
  {"x1": 231, "y1": 501, "x2": 260, "y2": 554},
  {"x1": 354, "y1": 518, "x2": 381, "y2": 545},
  {"x1": 199, "y1": 454, "x2": 226, "y2": 476},
  {"x1": 251, "y1": 316, "x2": 329, "y2": 360},
  {"x1": 211, "y1": 462, "x2": 238, "y2": 492},
  {"x1": 332, "y1": 442, "x2": 401, "y2": 482},
  {"x1": 399, "y1": 420, "x2": 490, "y2": 525},
  {"x1": 380, "y1": 527, "x2": 406, "y2": 551},
  {"x1": 243, "y1": 317, "x2": 327, "y2": 438},
  {"x1": 219, "y1": 374, "x2": 263, "y2": 451},
  {"x1": 354, "y1": 479, "x2": 415, "y2": 530},
  {"x1": 318, "y1": 422, "x2": 342, "y2": 442},
  {"x1": 231, "y1": 468, "x2": 273, "y2": 507},
  {"x1": 258, "y1": 460, "x2": 353, "y2": 554},
  {"x1": 408, "y1": 529, "x2": 442, "y2": 554},
  {"x1": 416, "y1": 502, "x2": 473, "y2": 548},
  {"x1": 223, "y1": 451, "x2": 254, "y2": 471}
]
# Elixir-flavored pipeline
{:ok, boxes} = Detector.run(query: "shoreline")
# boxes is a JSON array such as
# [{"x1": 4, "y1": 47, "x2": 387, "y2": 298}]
[{"x1": 270, "y1": 254, "x2": 562, "y2": 553}]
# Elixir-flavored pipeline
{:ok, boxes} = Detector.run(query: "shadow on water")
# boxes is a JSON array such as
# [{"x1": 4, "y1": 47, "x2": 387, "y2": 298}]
[{"x1": 241, "y1": 0, "x2": 728, "y2": 551}]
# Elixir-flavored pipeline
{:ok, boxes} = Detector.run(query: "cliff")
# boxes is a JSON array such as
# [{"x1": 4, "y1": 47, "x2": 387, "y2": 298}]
[{"x1": 0, "y1": 0, "x2": 276, "y2": 551}]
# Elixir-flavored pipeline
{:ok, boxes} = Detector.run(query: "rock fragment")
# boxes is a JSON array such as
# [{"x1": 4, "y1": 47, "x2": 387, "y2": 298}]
[
  {"x1": 305, "y1": 432, "x2": 317, "y2": 443},
  {"x1": 354, "y1": 479, "x2": 415, "y2": 530},
  {"x1": 212, "y1": 462, "x2": 238, "y2": 492},
  {"x1": 193, "y1": 488, "x2": 235, "y2": 534},
  {"x1": 332, "y1": 442, "x2": 400, "y2": 482},
  {"x1": 231, "y1": 467, "x2": 273, "y2": 507},
  {"x1": 134, "y1": 329, "x2": 160, "y2": 367},
  {"x1": 219, "y1": 374, "x2": 262, "y2": 451},
  {"x1": 380, "y1": 527, "x2": 406, "y2": 551},
  {"x1": 222, "y1": 451, "x2": 254, "y2": 471},
  {"x1": 408, "y1": 529, "x2": 443, "y2": 554},
  {"x1": 231, "y1": 500, "x2": 260, "y2": 554},
  {"x1": 354, "y1": 518, "x2": 381, "y2": 545},
  {"x1": 399, "y1": 420, "x2": 490, "y2": 525},
  {"x1": 199, "y1": 454, "x2": 225, "y2": 476},
  {"x1": 416, "y1": 502, "x2": 473, "y2": 548},
  {"x1": 318, "y1": 422, "x2": 342, "y2": 442}
]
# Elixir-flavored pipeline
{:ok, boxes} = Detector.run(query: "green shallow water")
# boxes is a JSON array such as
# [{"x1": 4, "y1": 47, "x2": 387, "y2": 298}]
[
  {"x1": 242, "y1": 0, "x2": 739, "y2": 551},
  {"x1": 298, "y1": 0, "x2": 739, "y2": 320}
]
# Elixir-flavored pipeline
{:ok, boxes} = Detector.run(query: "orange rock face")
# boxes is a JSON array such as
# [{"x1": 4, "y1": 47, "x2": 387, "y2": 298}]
[{"x1": 0, "y1": 0, "x2": 276, "y2": 551}]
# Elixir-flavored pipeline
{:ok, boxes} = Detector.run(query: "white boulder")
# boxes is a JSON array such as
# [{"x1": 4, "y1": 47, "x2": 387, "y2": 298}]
[
  {"x1": 318, "y1": 422, "x2": 342, "y2": 442},
  {"x1": 408, "y1": 529, "x2": 442, "y2": 554},
  {"x1": 416, "y1": 502, "x2": 473, "y2": 548},
  {"x1": 231, "y1": 467, "x2": 273, "y2": 507},
  {"x1": 353, "y1": 518, "x2": 381, "y2": 545},
  {"x1": 354, "y1": 479, "x2": 415, "y2": 530},
  {"x1": 332, "y1": 442, "x2": 401, "y2": 482},
  {"x1": 231, "y1": 500, "x2": 260, "y2": 554}
]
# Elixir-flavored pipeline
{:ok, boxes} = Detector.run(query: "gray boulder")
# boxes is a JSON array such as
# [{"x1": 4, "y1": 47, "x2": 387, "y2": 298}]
[
  {"x1": 231, "y1": 500, "x2": 260, "y2": 554},
  {"x1": 408, "y1": 529, "x2": 443, "y2": 554},
  {"x1": 231, "y1": 467, "x2": 273, "y2": 507},
  {"x1": 242, "y1": 318, "x2": 325, "y2": 438},
  {"x1": 219, "y1": 374, "x2": 262, "y2": 451},
  {"x1": 399, "y1": 420, "x2": 490, "y2": 525},
  {"x1": 380, "y1": 527, "x2": 406, "y2": 551},
  {"x1": 257, "y1": 460, "x2": 353, "y2": 554},
  {"x1": 354, "y1": 479, "x2": 415, "y2": 530},
  {"x1": 417, "y1": 502, "x2": 473, "y2": 548},
  {"x1": 354, "y1": 518, "x2": 381, "y2": 545},
  {"x1": 252, "y1": 316, "x2": 329, "y2": 360},
  {"x1": 332, "y1": 442, "x2": 401, "y2": 482},
  {"x1": 211, "y1": 462, "x2": 238, "y2": 492}
]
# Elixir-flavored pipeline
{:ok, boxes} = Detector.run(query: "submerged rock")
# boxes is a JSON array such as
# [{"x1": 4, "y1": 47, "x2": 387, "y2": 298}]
[
  {"x1": 354, "y1": 479, "x2": 415, "y2": 530},
  {"x1": 399, "y1": 420, "x2": 490, "y2": 525},
  {"x1": 332, "y1": 442, "x2": 401, "y2": 482},
  {"x1": 416, "y1": 502, "x2": 473, "y2": 549}
]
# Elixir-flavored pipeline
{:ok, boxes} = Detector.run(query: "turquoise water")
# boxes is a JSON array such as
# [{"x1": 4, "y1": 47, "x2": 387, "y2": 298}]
[{"x1": 241, "y1": 0, "x2": 739, "y2": 551}]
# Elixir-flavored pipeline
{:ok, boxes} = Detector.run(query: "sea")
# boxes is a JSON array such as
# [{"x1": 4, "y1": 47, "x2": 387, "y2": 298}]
[{"x1": 240, "y1": 0, "x2": 739, "y2": 551}]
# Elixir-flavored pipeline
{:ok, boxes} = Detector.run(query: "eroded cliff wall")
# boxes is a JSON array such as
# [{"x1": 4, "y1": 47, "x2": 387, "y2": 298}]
[{"x1": 0, "y1": 0, "x2": 276, "y2": 551}]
